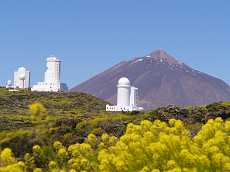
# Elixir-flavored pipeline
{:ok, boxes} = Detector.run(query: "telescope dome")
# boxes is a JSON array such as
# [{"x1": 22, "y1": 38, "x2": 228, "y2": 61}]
[
  {"x1": 118, "y1": 77, "x2": 130, "y2": 86},
  {"x1": 19, "y1": 73, "x2": 26, "y2": 80},
  {"x1": 18, "y1": 67, "x2": 26, "y2": 71}
]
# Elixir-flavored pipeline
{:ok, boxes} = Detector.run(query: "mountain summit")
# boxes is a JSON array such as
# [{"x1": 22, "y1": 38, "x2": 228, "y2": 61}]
[
  {"x1": 147, "y1": 49, "x2": 182, "y2": 65},
  {"x1": 71, "y1": 49, "x2": 230, "y2": 109}
]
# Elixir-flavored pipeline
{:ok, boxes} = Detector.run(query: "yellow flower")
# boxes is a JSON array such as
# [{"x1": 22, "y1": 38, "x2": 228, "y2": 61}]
[
  {"x1": 33, "y1": 168, "x2": 42, "y2": 172},
  {"x1": 53, "y1": 141, "x2": 63, "y2": 151},
  {"x1": 167, "y1": 160, "x2": 177, "y2": 169},
  {"x1": 49, "y1": 161, "x2": 57, "y2": 169},
  {"x1": 32, "y1": 145, "x2": 42, "y2": 155},
  {"x1": 0, "y1": 148, "x2": 15, "y2": 165},
  {"x1": 57, "y1": 148, "x2": 68, "y2": 159}
]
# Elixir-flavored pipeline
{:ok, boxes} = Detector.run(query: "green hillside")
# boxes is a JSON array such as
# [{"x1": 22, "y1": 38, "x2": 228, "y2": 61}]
[
  {"x1": 0, "y1": 87, "x2": 229, "y2": 164},
  {"x1": 0, "y1": 88, "x2": 107, "y2": 116},
  {"x1": 0, "y1": 88, "x2": 107, "y2": 155}
]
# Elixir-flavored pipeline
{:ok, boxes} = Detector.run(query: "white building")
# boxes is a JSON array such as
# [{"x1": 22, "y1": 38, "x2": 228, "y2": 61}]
[
  {"x1": 32, "y1": 56, "x2": 62, "y2": 92},
  {"x1": 6, "y1": 80, "x2": 13, "y2": 89},
  {"x1": 14, "y1": 67, "x2": 30, "y2": 89},
  {"x1": 106, "y1": 77, "x2": 143, "y2": 112},
  {"x1": 130, "y1": 86, "x2": 138, "y2": 108},
  {"x1": 117, "y1": 77, "x2": 131, "y2": 107}
]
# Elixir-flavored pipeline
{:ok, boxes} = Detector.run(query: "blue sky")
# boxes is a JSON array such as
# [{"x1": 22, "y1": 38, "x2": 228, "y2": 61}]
[{"x1": 0, "y1": 0, "x2": 229, "y2": 88}]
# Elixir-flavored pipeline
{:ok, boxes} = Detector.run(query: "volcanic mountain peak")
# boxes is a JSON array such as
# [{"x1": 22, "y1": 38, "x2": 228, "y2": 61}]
[
  {"x1": 145, "y1": 49, "x2": 183, "y2": 66},
  {"x1": 72, "y1": 49, "x2": 230, "y2": 109}
]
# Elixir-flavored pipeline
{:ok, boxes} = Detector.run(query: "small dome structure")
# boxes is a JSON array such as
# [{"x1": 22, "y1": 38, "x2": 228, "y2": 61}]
[
  {"x1": 18, "y1": 67, "x2": 26, "y2": 71},
  {"x1": 47, "y1": 56, "x2": 61, "y2": 62},
  {"x1": 17, "y1": 67, "x2": 27, "y2": 80},
  {"x1": 118, "y1": 77, "x2": 130, "y2": 86},
  {"x1": 19, "y1": 73, "x2": 26, "y2": 80}
]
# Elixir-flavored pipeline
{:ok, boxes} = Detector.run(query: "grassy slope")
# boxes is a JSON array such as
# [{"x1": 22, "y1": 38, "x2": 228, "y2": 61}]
[
  {"x1": 0, "y1": 88, "x2": 229, "y2": 157},
  {"x1": 0, "y1": 88, "x2": 108, "y2": 155}
]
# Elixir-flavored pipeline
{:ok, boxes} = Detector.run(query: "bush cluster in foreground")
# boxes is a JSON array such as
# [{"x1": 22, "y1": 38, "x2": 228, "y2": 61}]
[{"x1": 0, "y1": 117, "x2": 229, "y2": 172}]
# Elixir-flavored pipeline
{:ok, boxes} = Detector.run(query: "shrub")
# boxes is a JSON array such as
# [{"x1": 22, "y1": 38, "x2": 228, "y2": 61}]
[
  {"x1": 29, "y1": 103, "x2": 47, "y2": 121},
  {"x1": 0, "y1": 118, "x2": 229, "y2": 172}
]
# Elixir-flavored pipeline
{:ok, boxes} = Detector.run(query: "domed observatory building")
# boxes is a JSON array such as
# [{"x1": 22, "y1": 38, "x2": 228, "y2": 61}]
[
  {"x1": 32, "y1": 56, "x2": 62, "y2": 92},
  {"x1": 106, "y1": 77, "x2": 143, "y2": 112},
  {"x1": 117, "y1": 77, "x2": 131, "y2": 107},
  {"x1": 14, "y1": 67, "x2": 30, "y2": 89}
]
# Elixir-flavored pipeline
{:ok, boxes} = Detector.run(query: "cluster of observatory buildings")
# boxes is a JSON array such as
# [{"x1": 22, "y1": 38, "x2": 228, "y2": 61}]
[
  {"x1": 6, "y1": 56, "x2": 143, "y2": 112},
  {"x1": 6, "y1": 56, "x2": 68, "y2": 92}
]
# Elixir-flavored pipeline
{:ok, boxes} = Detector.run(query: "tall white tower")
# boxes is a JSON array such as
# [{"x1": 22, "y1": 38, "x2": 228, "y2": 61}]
[
  {"x1": 44, "y1": 57, "x2": 61, "y2": 85},
  {"x1": 130, "y1": 86, "x2": 138, "y2": 108},
  {"x1": 14, "y1": 67, "x2": 30, "y2": 89},
  {"x1": 117, "y1": 77, "x2": 131, "y2": 107},
  {"x1": 31, "y1": 56, "x2": 62, "y2": 92},
  {"x1": 106, "y1": 77, "x2": 143, "y2": 112}
]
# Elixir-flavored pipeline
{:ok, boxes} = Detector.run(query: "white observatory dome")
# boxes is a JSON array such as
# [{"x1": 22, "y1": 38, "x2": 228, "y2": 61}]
[
  {"x1": 18, "y1": 67, "x2": 26, "y2": 71},
  {"x1": 118, "y1": 77, "x2": 130, "y2": 86},
  {"x1": 117, "y1": 77, "x2": 131, "y2": 107},
  {"x1": 18, "y1": 67, "x2": 27, "y2": 80},
  {"x1": 19, "y1": 73, "x2": 26, "y2": 80}
]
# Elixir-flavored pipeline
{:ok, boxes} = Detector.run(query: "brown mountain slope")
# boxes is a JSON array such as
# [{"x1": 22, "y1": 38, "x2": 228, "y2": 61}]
[{"x1": 71, "y1": 49, "x2": 230, "y2": 109}]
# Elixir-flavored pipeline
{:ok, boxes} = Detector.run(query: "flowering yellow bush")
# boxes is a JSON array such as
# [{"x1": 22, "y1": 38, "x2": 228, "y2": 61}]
[
  {"x1": 0, "y1": 117, "x2": 229, "y2": 172},
  {"x1": 0, "y1": 148, "x2": 25, "y2": 172},
  {"x1": 29, "y1": 102, "x2": 47, "y2": 121}
]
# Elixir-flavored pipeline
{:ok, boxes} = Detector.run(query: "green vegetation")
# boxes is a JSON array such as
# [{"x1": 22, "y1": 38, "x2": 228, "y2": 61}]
[
  {"x1": 0, "y1": 88, "x2": 229, "y2": 171},
  {"x1": 0, "y1": 88, "x2": 107, "y2": 156},
  {"x1": 0, "y1": 118, "x2": 230, "y2": 172}
]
